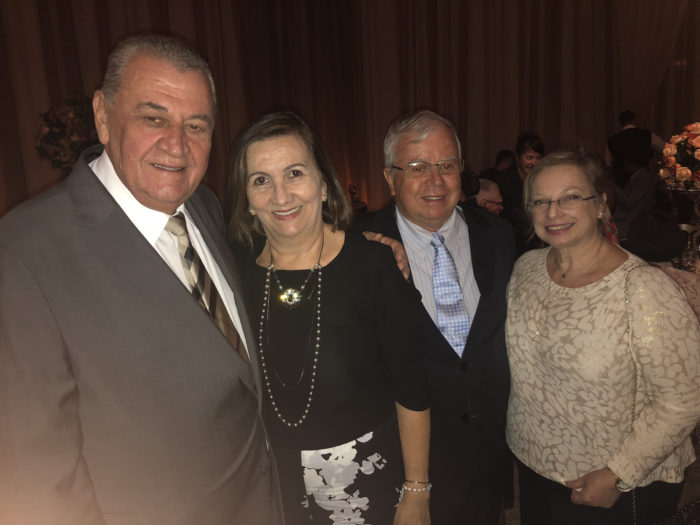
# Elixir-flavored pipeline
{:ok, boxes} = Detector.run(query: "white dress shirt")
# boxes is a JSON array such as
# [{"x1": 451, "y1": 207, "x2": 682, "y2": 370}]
[
  {"x1": 90, "y1": 151, "x2": 250, "y2": 357},
  {"x1": 396, "y1": 206, "x2": 480, "y2": 327}
]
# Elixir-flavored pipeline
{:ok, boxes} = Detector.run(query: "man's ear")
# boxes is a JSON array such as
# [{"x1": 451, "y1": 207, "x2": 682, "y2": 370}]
[
  {"x1": 92, "y1": 90, "x2": 110, "y2": 145},
  {"x1": 383, "y1": 167, "x2": 396, "y2": 196}
]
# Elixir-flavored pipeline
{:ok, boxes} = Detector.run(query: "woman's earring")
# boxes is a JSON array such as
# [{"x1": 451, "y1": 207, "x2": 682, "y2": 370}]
[{"x1": 249, "y1": 208, "x2": 256, "y2": 216}]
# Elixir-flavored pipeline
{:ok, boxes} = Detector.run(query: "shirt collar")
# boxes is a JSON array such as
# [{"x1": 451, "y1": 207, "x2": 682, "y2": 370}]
[
  {"x1": 90, "y1": 150, "x2": 187, "y2": 246},
  {"x1": 395, "y1": 205, "x2": 460, "y2": 245}
]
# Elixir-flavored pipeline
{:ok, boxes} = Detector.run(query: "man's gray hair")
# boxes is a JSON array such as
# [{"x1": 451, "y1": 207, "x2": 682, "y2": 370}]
[
  {"x1": 101, "y1": 34, "x2": 216, "y2": 109},
  {"x1": 383, "y1": 110, "x2": 462, "y2": 168}
]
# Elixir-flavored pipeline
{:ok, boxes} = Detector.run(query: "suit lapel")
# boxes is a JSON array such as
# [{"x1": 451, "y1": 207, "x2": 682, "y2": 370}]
[
  {"x1": 82, "y1": 206, "x2": 208, "y2": 330},
  {"x1": 70, "y1": 154, "x2": 189, "y2": 323},
  {"x1": 464, "y1": 211, "x2": 495, "y2": 299},
  {"x1": 68, "y1": 154, "x2": 257, "y2": 395},
  {"x1": 462, "y1": 209, "x2": 495, "y2": 352},
  {"x1": 385, "y1": 204, "x2": 495, "y2": 361},
  {"x1": 185, "y1": 193, "x2": 262, "y2": 398},
  {"x1": 374, "y1": 204, "x2": 460, "y2": 364}
]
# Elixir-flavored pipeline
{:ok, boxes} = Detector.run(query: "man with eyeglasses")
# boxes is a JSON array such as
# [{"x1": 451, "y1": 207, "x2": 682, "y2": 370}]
[
  {"x1": 354, "y1": 110, "x2": 515, "y2": 524},
  {"x1": 474, "y1": 179, "x2": 505, "y2": 216}
]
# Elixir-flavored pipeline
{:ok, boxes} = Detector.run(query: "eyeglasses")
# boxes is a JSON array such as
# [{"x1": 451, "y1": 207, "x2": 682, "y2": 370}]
[
  {"x1": 391, "y1": 158, "x2": 464, "y2": 179},
  {"x1": 481, "y1": 199, "x2": 504, "y2": 208},
  {"x1": 527, "y1": 194, "x2": 597, "y2": 213}
]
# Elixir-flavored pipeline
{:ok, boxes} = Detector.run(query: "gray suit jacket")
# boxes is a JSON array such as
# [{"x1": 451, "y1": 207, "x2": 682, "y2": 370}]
[{"x1": 0, "y1": 146, "x2": 283, "y2": 525}]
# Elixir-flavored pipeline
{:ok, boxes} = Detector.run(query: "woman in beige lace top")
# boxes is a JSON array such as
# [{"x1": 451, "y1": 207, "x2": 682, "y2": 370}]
[{"x1": 506, "y1": 151, "x2": 700, "y2": 525}]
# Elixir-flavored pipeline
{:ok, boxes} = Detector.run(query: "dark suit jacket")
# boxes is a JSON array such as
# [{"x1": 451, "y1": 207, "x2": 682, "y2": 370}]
[
  {"x1": 354, "y1": 203, "x2": 515, "y2": 524},
  {"x1": 0, "y1": 146, "x2": 283, "y2": 525},
  {"x1": 608, "y1": 127, "x2": 652, "y2": 170}
]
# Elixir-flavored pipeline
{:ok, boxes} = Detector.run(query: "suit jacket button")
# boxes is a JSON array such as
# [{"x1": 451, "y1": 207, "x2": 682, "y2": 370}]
[
  {"x1": 461, "y1": 361, "x2": 470, "y2": 371},
  {"x1": 461, "y1": 412, "x2": 470, "y2": 423},
  {"x1": 260, "y1": 465, "x2": 269, "y2": 476}
]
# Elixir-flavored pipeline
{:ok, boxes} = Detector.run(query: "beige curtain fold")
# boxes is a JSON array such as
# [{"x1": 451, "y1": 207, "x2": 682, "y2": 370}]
[{"x1": 612, "y1": 0, "x2": 688, "y2": 120}]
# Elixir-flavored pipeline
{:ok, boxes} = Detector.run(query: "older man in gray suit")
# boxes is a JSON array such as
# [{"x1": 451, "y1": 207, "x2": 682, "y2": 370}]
[{"x1": 0, "y1": 35, "x2": 282, "y2": 525}]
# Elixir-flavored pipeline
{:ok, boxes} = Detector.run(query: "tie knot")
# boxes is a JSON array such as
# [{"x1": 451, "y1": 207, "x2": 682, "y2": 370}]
[
  {"x1": 430, "y1": 232, "x2": 445, "y2": 248},
  {"x1": 165, "y1": 213, "x2": 188, "y2": 239}
]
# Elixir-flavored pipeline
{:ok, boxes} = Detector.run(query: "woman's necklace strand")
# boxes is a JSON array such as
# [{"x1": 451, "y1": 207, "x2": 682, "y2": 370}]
[
  {"x1": 269, "y1": 234, "x2": 325, "y2": 308},
  {"x1": 258, "y1": 264, "x2": 322, "y2": 428},
  {"x1": 270, "y1": 264, "x2": 319, "y2": 308}
]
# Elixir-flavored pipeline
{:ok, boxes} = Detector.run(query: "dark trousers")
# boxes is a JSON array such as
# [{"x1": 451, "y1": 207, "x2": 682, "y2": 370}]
[{"x1": 517, "y1": 459, "x2": 683, "y2": 525}]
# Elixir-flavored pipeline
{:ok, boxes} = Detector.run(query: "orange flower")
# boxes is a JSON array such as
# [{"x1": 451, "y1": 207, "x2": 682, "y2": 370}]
[
  {"x1": 659, "y1": 167, "x2": 672, "y2": 180},
  {"x1": 663, "y1": 143, "x2": 677, "y2": 157},
  {"x1": 684, "y1": 122, "x2": 700, "y2": 135},
  {"x1": 676, "y1": 166, "x2": 692, "y2": 181},
  {"x1": 670, "y1": 134, "x2": 684, "y2": 144}
]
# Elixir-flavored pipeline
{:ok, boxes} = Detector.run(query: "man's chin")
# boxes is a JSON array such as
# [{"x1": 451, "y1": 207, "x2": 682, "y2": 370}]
[
  {"x1": 136, "y1": 193, "x2": 190, "y2": 215},
  {"x1": 422, "y1": 199, "x2": 456, "y2": 214},
  {"x1": 417, "y1": 213, "x2": 452, "y2": 231}
]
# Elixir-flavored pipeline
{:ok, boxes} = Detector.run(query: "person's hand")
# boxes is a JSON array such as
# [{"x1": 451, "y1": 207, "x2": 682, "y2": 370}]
[
  {"x1": 362, "y1": 231, "x2": 411, "y2": 280},
  {"x1": 565, "y1": 467, "x2": 621, "y2": 508},
  {"x1": 394, "y1": 490, "x2": 430, "y2": 525}
]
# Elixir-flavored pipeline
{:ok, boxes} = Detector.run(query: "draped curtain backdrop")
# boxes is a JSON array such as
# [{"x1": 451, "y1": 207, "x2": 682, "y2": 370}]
[{"x1": 1, "y1": 0, "x2": 698, "y2": 217}]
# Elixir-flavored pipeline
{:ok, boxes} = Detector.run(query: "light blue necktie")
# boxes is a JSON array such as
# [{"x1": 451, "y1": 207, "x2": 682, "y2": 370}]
[{"x1": 431, "y1": 232, "x2": 470, "y2": 356}]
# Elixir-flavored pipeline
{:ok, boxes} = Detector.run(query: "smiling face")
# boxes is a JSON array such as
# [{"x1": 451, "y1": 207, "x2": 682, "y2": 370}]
[
  {"x1": 245, "y1": 134, "x2": 327, "y2": 245},
  {"x1": 93, "y1": 54, "x2": 214, "y2": 214},
  {"x1": 383, "y1": 125, "x2": 461, "y2": 231},
  {"x1": 516, "y1": 148, "x2": 542, "y2": 181},
  {"x1": 529, "y1": 164, "x2": 605, "y2": 249}
]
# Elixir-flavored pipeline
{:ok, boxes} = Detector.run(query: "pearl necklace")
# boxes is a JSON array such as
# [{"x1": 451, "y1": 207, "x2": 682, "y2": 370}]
[{"x1": 257, "y1": 263, "x2": 323, "y2": 428}]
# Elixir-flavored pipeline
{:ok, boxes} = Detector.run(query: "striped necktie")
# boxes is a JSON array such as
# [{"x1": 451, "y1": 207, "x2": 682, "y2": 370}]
[
  {"x1": 165, "y1": 214, "x2": 249, "y2": 364},
  {"x1": 431, "y1": 232, "x2": 470, "y2": 357}
]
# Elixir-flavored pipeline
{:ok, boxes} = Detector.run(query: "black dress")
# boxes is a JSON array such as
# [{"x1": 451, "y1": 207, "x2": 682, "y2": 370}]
[{"x1": 234, "y1": 232, "x2": 429, "y2": 524}]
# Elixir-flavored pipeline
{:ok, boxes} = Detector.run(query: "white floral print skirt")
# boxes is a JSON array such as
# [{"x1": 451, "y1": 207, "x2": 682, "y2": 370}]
[{"x1": 275, "y1": 415, "x2": 403, "y2": 525}]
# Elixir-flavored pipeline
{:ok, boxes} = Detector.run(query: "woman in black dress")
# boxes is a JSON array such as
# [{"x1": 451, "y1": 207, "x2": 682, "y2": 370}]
[{"x1": 224, "y1": 111, "x2": 431, "y2": 525}]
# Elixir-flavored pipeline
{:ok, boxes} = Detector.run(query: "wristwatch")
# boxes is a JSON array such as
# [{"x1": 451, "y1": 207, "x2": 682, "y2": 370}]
[
  {"x1": 614, "y1": 477, "x2": 633, "y2": 492},
  {"x1": 606, "y1": 467, "x2": 633, "y2": 492}
]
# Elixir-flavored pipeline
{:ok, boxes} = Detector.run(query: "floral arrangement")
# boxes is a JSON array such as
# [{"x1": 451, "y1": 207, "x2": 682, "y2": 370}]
[
  {"x1": 35, "y1": 96, "x2": 99, "y2": 174},
  {"x1": 659, "y1": 122, "x2": 700, "y2": 190}
]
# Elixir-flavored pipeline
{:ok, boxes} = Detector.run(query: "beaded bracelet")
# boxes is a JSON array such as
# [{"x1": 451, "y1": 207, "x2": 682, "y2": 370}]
[{"x1": 398, "y1": 482, "x2": 432, "y2": 502}]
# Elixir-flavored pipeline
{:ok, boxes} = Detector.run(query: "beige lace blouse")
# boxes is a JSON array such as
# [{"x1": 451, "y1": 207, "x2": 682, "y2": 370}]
[
  {"x1": 506, "y1": 248, "x2": 700, "y2": 488},
  {"x1": 656, "y1": 263, "x2": 700, "y2": 322}
]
